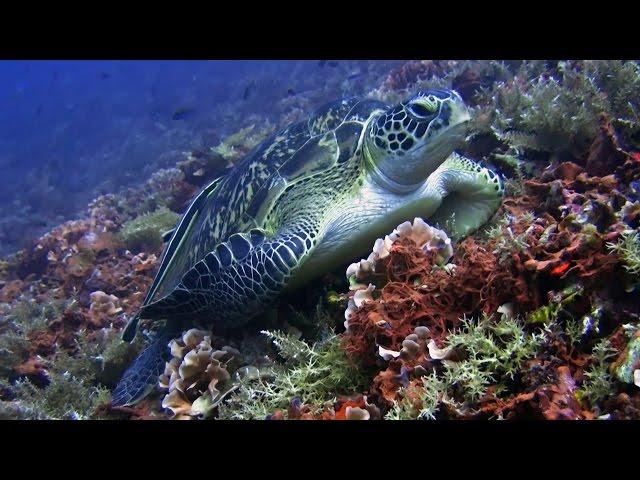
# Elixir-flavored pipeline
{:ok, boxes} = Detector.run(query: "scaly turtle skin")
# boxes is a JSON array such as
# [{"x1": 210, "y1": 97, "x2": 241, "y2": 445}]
[{"x1": 112, "y1": 89, "x2": 504, "y2": 406}]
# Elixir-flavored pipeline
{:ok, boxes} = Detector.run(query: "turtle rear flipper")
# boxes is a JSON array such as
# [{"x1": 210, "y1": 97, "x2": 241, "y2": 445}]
[
  {"x1": 121, "y1": 312, "x2": 141, "y2": 343},
  {"x1": 114, "y1": 222, "x2": 318, "y2": 406},
  {"x1": 111, "y1": 328, "x2": 177, "y2": 407}
]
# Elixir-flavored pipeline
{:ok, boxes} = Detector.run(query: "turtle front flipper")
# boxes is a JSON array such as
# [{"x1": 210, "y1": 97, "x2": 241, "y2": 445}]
[
  {"x1": 141, "y1": 225, "x2": 318, "y2": 328},
  {"x1": 111, "y1": 327, "x2": 178, "y2": 407},
  {"x1": 427, "y1": 153, "x2": 504, "y2": 238}
]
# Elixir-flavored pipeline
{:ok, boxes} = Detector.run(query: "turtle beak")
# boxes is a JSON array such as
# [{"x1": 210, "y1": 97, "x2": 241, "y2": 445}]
[{"x1": 446, "y1": 90, "x2": 471, "y2": 130}]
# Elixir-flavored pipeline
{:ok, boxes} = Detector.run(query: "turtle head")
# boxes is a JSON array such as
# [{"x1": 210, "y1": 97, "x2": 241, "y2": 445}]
[{"x1": 364, "y1": 89, "x2": 470, "y2": 192}]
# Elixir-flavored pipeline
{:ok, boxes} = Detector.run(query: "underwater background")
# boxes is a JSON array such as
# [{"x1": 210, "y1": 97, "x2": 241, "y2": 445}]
[
  {"x1": 1, "y1": 60, "x2": 640, "y2": 420},
  {"x1": 0, "y1": 60, "x2": 403, "y2": 256}
]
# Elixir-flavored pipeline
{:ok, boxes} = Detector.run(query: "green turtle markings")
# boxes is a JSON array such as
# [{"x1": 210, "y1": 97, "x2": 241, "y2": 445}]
[{"x1": 113, "y1": 88, "x2": 504, "y2": 406}]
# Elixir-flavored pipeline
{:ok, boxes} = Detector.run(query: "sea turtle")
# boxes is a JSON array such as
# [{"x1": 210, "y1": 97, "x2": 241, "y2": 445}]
[{"x1": 112, "y1": 88, "x2": 504, "y2": 406}]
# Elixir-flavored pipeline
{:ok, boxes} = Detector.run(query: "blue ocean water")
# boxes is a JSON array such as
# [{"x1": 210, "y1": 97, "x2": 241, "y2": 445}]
[{"x1": 0, "y1": 60, "x2": 401, "y2": 255}]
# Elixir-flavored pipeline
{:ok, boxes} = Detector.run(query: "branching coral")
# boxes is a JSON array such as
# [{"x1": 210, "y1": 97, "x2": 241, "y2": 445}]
[
  {"x1": 442, "y1": 315, "x2": 545, "y2": 402},
  {"x1": 495, "y1": 74, "x2": 606, "y2": 154},
  {"x1": 10, "y1": 373, "x2": 112, "y2": 420},
  {"x1": 582, "y1": 60, "x2": 640, "y2": 148},
  {"x1": 486, "y1": 213, "x2": 534, "y2": 266},
  {"x1": 578, "y1": 338, "x2": 618, "y2": 407},
  {"x1": 0, "y1": 290, "x2": 141, "y2": 419},
  {"x1": 0, "y1": 299, "x2": 68, "y2": 382},
  {"x1": 607, "y1": 230, "x2": 640, "y2": 277},
  {"x1": 467, "y1": 60, "x2": 640, "y2": 159},
  {"x1": 1, "y1": 325, "x2": 134, "y2": 420},
  {"x1": 218, "y1": 330, "x2": 367, "y2": 420},
  {"x1": 384, "y1": 372, "x2": 447, "y2": 420},
  {"x1": 376, "y1": 315, "x2": 544, "y2": 418}
]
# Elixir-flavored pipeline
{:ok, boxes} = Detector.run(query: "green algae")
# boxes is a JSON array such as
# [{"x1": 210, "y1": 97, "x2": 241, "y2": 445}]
[{"x1": 117, "y1": 206, "x2": 179, "y2": 252}]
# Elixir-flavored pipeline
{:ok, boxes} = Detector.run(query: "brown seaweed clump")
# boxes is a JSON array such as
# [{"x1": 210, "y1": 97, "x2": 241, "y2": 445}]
[{"x1": 342, "y1": 218, "x2": 529, "y2": 364}]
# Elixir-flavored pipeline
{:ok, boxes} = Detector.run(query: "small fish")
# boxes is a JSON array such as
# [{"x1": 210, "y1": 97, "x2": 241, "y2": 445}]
[
  {"x1": 550, "y1": 262, "x2": 571, "y2": 277},
  {"x1": 286, "y1": 88, "x2": 296, "y2": 97},
  {"x1": 327, "y1": 61, "x2": 339, "y2": 68},
  {"x1": 243, "y1": 80, "x2": 256, "y2": 100},
  {"x1": 99, "y1": 72, "x2": 111, "y2": 80},
  {"x1": 172, "y1": 108, "x2": 196, "y2": 121},
  {"x1": 318, "y1": 60, "x2": 326, "y2": 67},
  {"x1": 35, "y1": 104, "x2": 43, "y2": 116},
  {"x1": 347, "y1": 71, "x2": 364, "y2": 81}
]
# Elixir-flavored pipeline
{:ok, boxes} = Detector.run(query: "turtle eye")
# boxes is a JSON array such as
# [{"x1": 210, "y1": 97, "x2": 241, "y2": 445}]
[{"x1": 407, "y1": 99, "x2": 438, "y2": 118}]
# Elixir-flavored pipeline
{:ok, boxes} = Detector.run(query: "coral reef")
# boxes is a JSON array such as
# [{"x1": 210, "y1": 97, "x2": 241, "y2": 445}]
[{"x1": 2, "y1": 59, "x2": 640, "y2": 420}]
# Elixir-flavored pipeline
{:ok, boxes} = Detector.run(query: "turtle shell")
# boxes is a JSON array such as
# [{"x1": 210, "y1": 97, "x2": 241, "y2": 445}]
[{"x1": 144, "y1": 97, "x2": 388, "y2": 305}]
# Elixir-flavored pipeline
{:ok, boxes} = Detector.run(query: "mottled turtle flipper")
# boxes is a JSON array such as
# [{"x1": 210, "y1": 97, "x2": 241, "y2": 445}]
[
  {"x1": 111, "y1": 328, "x2": 178, "y2": 407},
  {"x1": 140, "y1": 224, "x2": 317, "y2": 327},
  {"x1": 113, "y1": 223, "x2": 318, "y2": 406},
  {"x1": 121, "y1": 312, "x2": 141, "y2": 343},
  {"x1": 427, "y1": 153, "x2": 504, "y2": 238}
]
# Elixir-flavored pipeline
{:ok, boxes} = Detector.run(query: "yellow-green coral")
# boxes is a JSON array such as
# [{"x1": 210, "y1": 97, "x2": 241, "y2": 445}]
[
  {"x1": 443, "y1": 315, "x2": 545, "y2": 402},
  {"x1": 2, "y1": 325, "x2": 140, "y2": 420},
  {"x1": 577, "y1": 338, "x2": 617, "y2": 407},
  {"x1": 218, "y1": 330, "x2": 367, "y2": 419},
  {"x1": 471, "y1": 60, "x2": 640, "y2": 153},
  {"x1": 583, "y1": 60, "x2": 640, "y2": 147},
  {"x1": 527, "y1": 284, "x2": 584, "y2": 325},
  {"x1": 385, "y1": 372, "x2": 447, "y2": 420},
  {"x1": 607, "y1": 231, "x2": 640, "y2": 278},
  {"x1": 491, "y1": 74, "x2": 606, "y2": 153},
  {"x1": 117, "y1": 206, "x2": 179, "y2": 252},
  {"x1": 211, "y1": 123, "x2": 273, "y2": 162},
  {"x1": 386, "y1": 315, "x2": 545, "y2": 418},
  {"x1": 11, "y1": 373, "x2": 111, "y2": 420},
  {"x1": 486, "y1": 213, "x2": 534, "y2": 266},
  {"x1": 0, "y1": 299, "x2": 69, "y2": 377}
]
